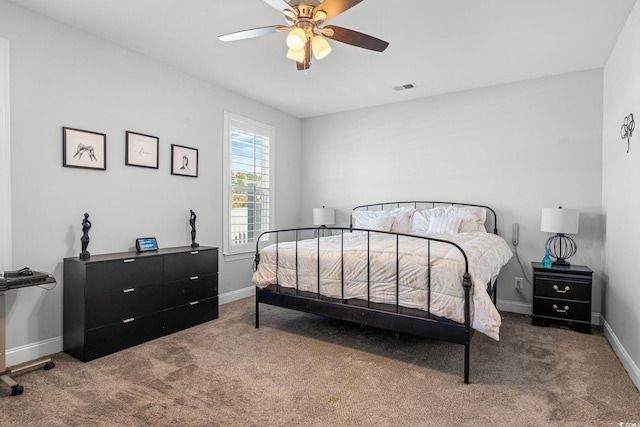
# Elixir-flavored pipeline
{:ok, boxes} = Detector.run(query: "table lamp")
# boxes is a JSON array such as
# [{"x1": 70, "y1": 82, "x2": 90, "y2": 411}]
[
  {"x1": 540, "y1": 206, "x2": 579, "y2": 267},
  {"x1": 313, "y1": 206, "x2": 335, "y2": 228}
]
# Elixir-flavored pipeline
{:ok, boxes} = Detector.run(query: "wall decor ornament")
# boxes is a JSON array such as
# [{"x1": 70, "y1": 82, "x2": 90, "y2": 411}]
[
  {"x1": 80, "y1": 213, "x2": 91, "y2": 260},
  {"x1": 189, "y1": 209, "x2": 199, "y2": 248},
  {"x1": 63, "y1": 127, "x2": 106, "y2": 170},
  {"x1": 171, "y1": 144, "x2": 198, "y2": 177},
  {"x1": 126, "y1": 131, "x2": 159, "y2": 169},
  {"x1": 621, "y1": 113, "x2": 634, "y2": 153}
]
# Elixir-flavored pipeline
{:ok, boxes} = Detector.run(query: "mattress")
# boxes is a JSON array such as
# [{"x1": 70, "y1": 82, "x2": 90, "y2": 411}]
[{"x1": 253, "y1": 231, "x2": 513, "y2": 340}]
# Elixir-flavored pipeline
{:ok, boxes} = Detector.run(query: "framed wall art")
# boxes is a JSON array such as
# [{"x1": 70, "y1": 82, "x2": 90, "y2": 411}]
[
  {"x1": 171, "y1": 144, "x2": 198, "y2": 178},
  {"x1": 126, "y1": 131, "x2": 159, "y2": 168},
  {"x1": 62, "y1": 127, "x2": 106, "y2": 170}
]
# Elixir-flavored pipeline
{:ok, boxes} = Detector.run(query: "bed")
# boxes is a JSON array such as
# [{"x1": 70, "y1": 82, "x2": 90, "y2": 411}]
[{"x1": 252, "y1": 201, "x2": 513, "y2": 383}]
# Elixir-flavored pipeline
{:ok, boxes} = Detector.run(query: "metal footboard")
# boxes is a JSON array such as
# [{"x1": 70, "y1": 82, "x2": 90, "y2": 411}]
[{"x1": 254, "y1": 226, "x2": 476, "y2": 383}]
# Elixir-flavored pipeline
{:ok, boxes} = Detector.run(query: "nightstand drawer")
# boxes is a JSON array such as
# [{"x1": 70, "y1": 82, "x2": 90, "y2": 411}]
[
  {"x1": 534, "y1": 277, "x2": 590, "y2": 301},
  {"x1": 533, "y1": 297, "x2": 590, "y2": 322}
]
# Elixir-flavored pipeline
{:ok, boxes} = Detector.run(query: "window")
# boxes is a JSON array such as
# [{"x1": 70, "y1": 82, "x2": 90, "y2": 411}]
[{"x1": 223, "y1": 112, "x2": 274, "y2": 257}]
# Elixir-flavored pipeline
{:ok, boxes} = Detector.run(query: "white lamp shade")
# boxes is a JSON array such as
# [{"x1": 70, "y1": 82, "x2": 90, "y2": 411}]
[
  {"x1": 313, "y1": 207, "x2": 335, "y2": 226},
  {"x1": 311, "y1": 35, "x2": 331, "y2": 59},
  {"x1": 286, "y1": 48, "x2": 305, "y2": 62},
  {"x1": 286, "y1": 27, "x2": 306, "y2": 51},
  {"x1": 541, "y1": 208, "x2": 579, "y2": 234}
]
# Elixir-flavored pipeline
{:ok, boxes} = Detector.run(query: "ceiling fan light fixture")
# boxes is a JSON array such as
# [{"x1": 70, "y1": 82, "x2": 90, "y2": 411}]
[
  {"x1": 312, "y1": 10, "x2": 327, "y2": 22},
  {"x1": 286, "y1": 27, "x2": 306, "y2": 51},
  {"x1": 311, "y1": 34, "x2": 331, "y2": 59},
  {"x1": 286, "y1": 47, "x2": 305, "y2": 63}
]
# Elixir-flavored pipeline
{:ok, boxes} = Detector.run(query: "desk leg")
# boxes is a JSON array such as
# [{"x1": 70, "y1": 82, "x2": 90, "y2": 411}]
[
  {"x1": 0, "y1": 292, "x2": 55, "y2": 396},
  {"x1": 1, "y1": 292, "x2": 5, "y2": 372},
  {"x1": 0, "y1": 292, "x2": 22, "y2": 395}
]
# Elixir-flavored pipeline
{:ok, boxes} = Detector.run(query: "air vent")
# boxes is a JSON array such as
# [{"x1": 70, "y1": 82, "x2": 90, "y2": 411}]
[{"x1": 393, "y1": 83, "x2": 417, "y2": 91}]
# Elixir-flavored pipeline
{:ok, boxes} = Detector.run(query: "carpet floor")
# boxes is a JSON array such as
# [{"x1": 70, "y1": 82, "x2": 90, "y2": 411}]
[{"x1": 1, "y1": 297, "x2": 639, "y2": 426}]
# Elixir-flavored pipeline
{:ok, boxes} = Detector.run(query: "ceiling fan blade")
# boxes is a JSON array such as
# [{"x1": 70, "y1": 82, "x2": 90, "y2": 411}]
[
  {"x1": 322, "y1": 25, "x2": 389, "y2": 52},
  {"x1": 218, "y1": 25, "x2": 284, "y2": 42},
  {"x1": 262, "y1": 0, "x2": 295, "y2": 14},
  {"x1": 313, "y1": 0, "x2": 363, "y2": 20}
]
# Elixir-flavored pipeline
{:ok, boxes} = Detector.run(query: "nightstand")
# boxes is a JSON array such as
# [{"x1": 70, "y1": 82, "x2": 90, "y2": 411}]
[{"x1": 531, "y1": 262, "x2": 592, "y2": 334}]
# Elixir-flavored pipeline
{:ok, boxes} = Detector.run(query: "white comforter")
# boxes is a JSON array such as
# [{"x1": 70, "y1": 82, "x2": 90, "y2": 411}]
[{"x1": 252, "y1": 231, "x2": 513, "y2": 340}]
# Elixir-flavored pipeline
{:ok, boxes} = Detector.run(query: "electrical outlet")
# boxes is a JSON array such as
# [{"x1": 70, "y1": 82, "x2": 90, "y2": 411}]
[{"x1": 514, "y1": 277, "x2": 524, "y2": 289}]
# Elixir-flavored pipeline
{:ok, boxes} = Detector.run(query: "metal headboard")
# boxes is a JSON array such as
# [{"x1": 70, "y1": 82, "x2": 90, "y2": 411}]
[{"x1": 351, "y1": 201, "x2": 499, "y2": 235}]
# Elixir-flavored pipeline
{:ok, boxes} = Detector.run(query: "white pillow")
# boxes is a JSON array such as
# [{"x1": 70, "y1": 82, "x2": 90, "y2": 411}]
[
  {"x1": 411, "y1": 206, "x2": 453, "y2": 235},
  {"x1": 352, "y1": 207, "x2": 415, "y2": 233},
  {"x1": 455, "y1": 206, "x2": 487, "y2": 233},
  {"x1": 352, "y1": 211, "x2": 395, "y2": 231},
  {"x1": 388, "y1": 206, "x2": 415, "y2": 233},
  {"x1": 367, "y1": 216, "x2": 395, "y2": 232},
  {"x1": 426, "y1": 215, "x2": 462, "y2": 234},
  {"x1": 352, "y1": 210, "x2": 388, "y2": 228}
]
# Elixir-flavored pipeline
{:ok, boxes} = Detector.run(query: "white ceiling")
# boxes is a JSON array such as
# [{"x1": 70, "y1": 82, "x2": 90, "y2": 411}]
[{"x1": 7, "y1": 0, "x2": 637, "y2": 118}]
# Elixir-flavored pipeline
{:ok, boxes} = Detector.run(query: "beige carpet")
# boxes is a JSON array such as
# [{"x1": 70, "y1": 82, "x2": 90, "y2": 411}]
[{"x1": 1, "y1": 296, "x2": 639, "y2": 426}]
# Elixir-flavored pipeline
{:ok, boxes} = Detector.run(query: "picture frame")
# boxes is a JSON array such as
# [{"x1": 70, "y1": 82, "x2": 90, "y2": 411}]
[
  {"x1": 63, "y1": 127, "x2": 107, "y2": 170},
  {"x1": 126, "y1": 131, "x2": 159, "y2": 169},
  {"x1": 171, "y1": 144, "x2": 198, "y2": 178}
]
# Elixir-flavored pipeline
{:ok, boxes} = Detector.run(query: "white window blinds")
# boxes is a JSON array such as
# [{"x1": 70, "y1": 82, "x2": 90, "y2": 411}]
[{"x1": 223, "y1": 113, "x2": 274, "y2": 256}]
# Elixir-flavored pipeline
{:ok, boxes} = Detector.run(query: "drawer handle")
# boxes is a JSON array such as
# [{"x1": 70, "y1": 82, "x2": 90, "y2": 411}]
[
  {"x1": 189, "y1": 301, "x2": 199, "y2": 306},
  {"x1": 123, "y1": 259, "x2": 136, "y2": 263},
  {"x1": 552, "y1": 304, "x2": 570, "y2": 313},
  {"x1": 122, "y1": 317, "x2": 135, "y2": 323},
  {"x1": 553, "y1": 284, "x2": 570, "y2": 294},
  {"x1": 190, "y1": 251, "x2": 199, "y2": 255},
  {"x1": 123, "y1": 288, "x2": 135, "y2": 293},
  {"x1": 189, "y1": 275, "x2": 199, "y2": 281}
]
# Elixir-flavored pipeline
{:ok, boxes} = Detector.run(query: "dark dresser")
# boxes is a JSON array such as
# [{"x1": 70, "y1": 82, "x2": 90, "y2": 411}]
[
  {"x1": 531, "y1": 262, "x2": 592, "y2": 334},
  {"x1": 63, "y1": 246, "x2": 218, "y2": 362}
]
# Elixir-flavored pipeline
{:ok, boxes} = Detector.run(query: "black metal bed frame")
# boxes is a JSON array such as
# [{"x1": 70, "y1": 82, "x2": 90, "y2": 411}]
[{"x1": 254, "y1": 201, "x2": 500, "y2": 384}]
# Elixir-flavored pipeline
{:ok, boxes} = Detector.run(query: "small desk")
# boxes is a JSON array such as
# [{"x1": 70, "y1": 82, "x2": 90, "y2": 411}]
[{"x1": 1, "y1": 272, "x2": 57, "y2": 396}]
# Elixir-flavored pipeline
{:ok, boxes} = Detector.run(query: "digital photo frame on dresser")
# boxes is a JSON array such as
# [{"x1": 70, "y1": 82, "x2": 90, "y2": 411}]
[{"x1": 135, "y1": 237, "x2": 158, "y2": 252}]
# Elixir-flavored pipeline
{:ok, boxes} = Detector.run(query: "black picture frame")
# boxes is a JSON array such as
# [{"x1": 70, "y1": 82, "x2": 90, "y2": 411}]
[
  {"x1": 171, "y1": 144, "x2": 198, "y2": 178},
  {"x1": 126, "y1": 131, "x2": 159, "y2": 169},
  {"x1": 62, "y1": 127, "x2": 107, "y2": 170}
]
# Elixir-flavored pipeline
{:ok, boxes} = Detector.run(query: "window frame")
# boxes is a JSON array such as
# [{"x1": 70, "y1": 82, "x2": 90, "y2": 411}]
[{"x1": 223, "y1": 111, "x2": 275, "y2": 258}]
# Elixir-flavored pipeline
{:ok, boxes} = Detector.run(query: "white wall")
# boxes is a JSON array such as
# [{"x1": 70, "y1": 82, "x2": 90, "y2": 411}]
[
  {"x1": 602, "y1": 0, "x2": 640, "y2": 389},
  {"x1": 0, "y1": 0, "x2": 302, "y2": 364},
  {"x1": 301, "y1": 70, "x2": 604, "y2": 317}
]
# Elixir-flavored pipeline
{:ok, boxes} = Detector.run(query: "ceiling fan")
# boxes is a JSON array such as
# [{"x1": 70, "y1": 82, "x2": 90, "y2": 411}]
[{"x1": 218, "y1": 0, "x2": 389, "y2": 71}]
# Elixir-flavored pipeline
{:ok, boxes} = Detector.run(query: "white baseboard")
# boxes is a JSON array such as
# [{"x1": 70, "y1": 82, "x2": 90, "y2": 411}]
[
  {"x1": 6, "y1": 336, "x2": 62, "y2": 368},
  {"x1": 602, "y1": 317, "x2": 640, "y2": 391},
  {"x1": 219, "y1": 285, "x2": 254, "y2": 305},
  {"x1": 496, "y1": 299, "x2": 531, "y2": 315},
  {"x1": 6, "y1": 287, "x2": 256, "y2": 367},
  {"x1": 496, "y1": 299, "x2": 602, "y2": 325}
]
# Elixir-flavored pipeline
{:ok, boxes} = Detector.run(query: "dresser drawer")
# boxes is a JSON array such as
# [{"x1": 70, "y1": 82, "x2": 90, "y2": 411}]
[
  {"x1": 533, "y1": 297, "x2": 590, "y2": 322},
  {"x1": 163, "y1": 249, "x2": 218, "y2": 282},
  {"x1": 86, "y1": 284, "x2": 163, "y2": 329},
  {"x1": 163, "y1": 274, "x2": 218, "y2": 308},
  {"x1": 534, "y1": 277, "x2": 591, "y2": 301},
  {"x1": 85, "y1": 256, "x2": 163, "y2": 297},
  {"x1": 83, "y1": 311, "x2": 164, "y2": 361},
  {"x1": 164, "y1": 296, "x2": 219, "y2": 335}
]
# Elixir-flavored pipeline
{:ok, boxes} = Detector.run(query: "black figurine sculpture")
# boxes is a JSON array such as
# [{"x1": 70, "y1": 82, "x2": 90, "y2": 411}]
[
  {"x1": 80, "y1": 213, "x2": 91, "y2": 260},
  {"x1": 189, "y1": 209, "x2": 199, "y2": 248}
]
